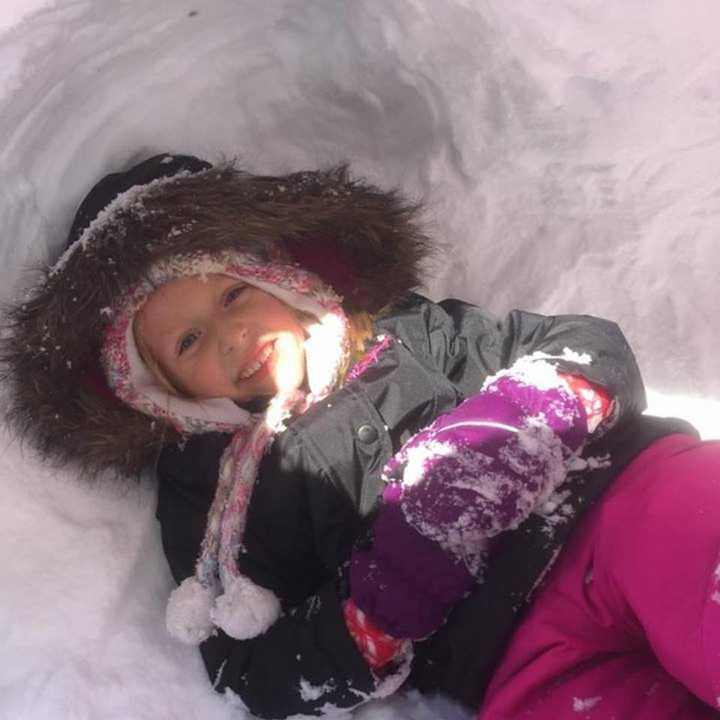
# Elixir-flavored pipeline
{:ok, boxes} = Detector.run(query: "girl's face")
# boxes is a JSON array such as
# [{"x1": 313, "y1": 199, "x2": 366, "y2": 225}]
[{"x1": 135, "y1": 274, "x2": 307, "y2": 402}]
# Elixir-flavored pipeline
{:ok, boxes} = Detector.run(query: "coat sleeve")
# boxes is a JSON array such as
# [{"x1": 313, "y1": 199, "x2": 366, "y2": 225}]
[
  {"x1": 156, "y1": 432, "x2": 403, "y2": 719},
  {"x1": 203, "y1": 583, "x2": 411, "y2": 719},
  {"x1": 156, "y1": 432, "x2": 231, "y2": 586},
  {"x1": 416, "y1": 296, "x2": 647, "y2": 424}
]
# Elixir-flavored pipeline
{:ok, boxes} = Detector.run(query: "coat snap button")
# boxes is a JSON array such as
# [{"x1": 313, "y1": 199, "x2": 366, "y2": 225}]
[{"x1": 357, "y1": 424, "x2": 378, "y2": 443}]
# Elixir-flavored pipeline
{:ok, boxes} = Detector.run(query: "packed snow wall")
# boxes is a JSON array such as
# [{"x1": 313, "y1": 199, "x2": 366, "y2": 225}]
[
  {"x1": 3, "y1": 1, "x2": 719, "y2": 433},
  {"x1": 1, "y1": 2, "x2": 719, "y2": 719}
]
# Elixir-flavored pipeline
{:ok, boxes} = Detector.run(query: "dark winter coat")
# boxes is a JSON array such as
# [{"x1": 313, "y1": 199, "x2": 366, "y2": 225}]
[{"x1": 156, "y1": 291, "x2": 689, "y2": 718}]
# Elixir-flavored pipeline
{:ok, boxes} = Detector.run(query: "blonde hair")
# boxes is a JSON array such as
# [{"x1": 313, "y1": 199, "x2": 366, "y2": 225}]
[
  {"x1": 343, "y1": 311, "x2": 375, "y2": 376},
  {"x1": 133, "y1": 318, "x2": 190, "y2": 397}
]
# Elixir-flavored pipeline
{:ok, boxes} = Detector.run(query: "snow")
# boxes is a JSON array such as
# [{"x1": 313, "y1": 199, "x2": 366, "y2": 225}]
[
  {"x1": 482, "y1": 350, "x2": 592, "y2": 393},
  {"x1": 0, "y1": 0, "x2": 53, "y2": 34},
  {"x1": 50, "y1": 168, "x2": 197, "y2": 276},
  {"x1": 573, "y1": 695, "x2": 602, "y2": 712},
  {"x1": 298, "y1": 678, "x2": 336, "y2": 703},
  {"x1": 1, "y1": 1, "x2": 719, "y2": 719}
]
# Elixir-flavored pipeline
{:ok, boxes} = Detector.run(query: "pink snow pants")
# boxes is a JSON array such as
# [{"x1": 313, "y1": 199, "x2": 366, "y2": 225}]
[{"x1": 479, "y1": 433, "x2": 720, "y2": 719}]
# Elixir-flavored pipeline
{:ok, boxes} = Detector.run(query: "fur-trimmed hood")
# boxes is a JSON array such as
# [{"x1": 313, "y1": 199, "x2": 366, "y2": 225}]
[{"x1": 1, "y1": 157, "x2": 431, "y2": 477}]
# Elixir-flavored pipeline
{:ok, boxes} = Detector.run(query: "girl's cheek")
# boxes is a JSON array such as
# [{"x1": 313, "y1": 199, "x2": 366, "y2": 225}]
[
  {"x1": 190, "y1": 358, "x2": 212, "y2": 394},
  {"x1": 199, "y1": 355, "x2": 230, "y2": 395}
]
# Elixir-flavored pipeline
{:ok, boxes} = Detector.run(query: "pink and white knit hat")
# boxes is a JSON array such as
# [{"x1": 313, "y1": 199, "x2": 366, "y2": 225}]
[{"x1": 101, "y1": 250, "x2": 351, "y2": 643}]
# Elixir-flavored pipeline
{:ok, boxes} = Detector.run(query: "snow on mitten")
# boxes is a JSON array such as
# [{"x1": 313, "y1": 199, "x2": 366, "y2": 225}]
[{"x1": 349, "y1": 357, "x2": 588, "y2": 640}]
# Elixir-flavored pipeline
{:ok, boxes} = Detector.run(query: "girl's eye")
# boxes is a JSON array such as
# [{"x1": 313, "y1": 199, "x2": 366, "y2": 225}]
[
  {"x1": 178, "y1": 331, "x2": 200, "y2": 356},
  {"x1": 225, "y1": 284, "x2": 247, "y2": 306}
]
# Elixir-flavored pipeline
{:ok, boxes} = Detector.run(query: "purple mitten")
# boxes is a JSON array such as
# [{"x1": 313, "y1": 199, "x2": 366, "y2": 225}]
[
  {"x1": 350, "y1": 485, "x2": 476, "y2": 640},
  {"x1": 350, "y1": 358, "x2": 588, "y2": 640}
]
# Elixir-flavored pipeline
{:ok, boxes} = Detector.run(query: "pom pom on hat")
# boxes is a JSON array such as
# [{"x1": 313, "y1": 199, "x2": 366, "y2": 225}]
[
  {"x1": 211, "y1": 575, "x2": 282, "y2": 640},
  {"x1": 166, "y1": 577, "x2": 217, "y2": 645},
  {"x1": 166, "y1": 575, "x2": 282, "y2": 644}
]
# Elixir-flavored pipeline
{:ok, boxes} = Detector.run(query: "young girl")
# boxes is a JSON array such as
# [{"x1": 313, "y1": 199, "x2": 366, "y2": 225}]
[{"x1": 3, "y1": 154, "x2": 717, "y2": 719}]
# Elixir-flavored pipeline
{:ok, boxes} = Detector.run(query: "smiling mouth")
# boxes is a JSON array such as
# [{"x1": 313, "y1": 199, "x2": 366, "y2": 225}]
[{"x1": 237, "y1": 342, "x2": 274, "y2": 381}]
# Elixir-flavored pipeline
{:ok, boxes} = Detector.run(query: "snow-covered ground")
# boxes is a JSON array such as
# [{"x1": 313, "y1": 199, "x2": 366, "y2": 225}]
[{"x1": 0, "y1": 1, "x2": 718, "y2": 718}]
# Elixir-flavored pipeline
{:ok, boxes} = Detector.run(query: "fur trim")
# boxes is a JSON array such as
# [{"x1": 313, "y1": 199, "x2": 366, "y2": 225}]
[{"x1": 1, "y1": 163, "x2": 431, "y2": 477}]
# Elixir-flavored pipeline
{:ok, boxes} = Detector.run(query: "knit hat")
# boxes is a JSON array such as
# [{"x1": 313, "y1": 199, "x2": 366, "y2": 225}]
[
  {"x1": 52, "y1": 155, "x2": 353, "y2": 643},
  {"x1": 98, "y1": 247, "x2": 350, "y2": 642}
]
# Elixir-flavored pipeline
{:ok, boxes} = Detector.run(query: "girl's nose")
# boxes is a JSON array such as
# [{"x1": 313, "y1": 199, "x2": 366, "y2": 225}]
[{"x1": 218, "y1": 318, "x2": 248, "y2": 356}]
